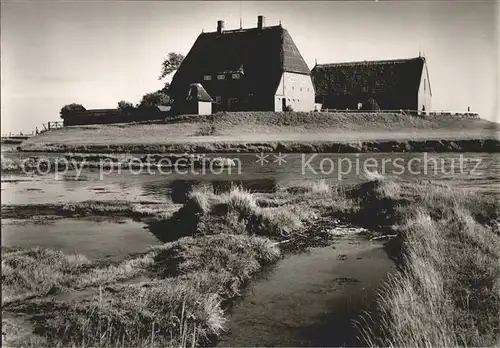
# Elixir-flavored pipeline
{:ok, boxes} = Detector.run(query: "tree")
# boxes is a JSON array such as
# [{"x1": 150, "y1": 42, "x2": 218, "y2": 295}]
[
  {"x1": 117, "y1": 100, "x2": 134, "y2": 110},
  {"x1": 138, "y1": 91, "x2": 171, "y2": 108},
  {"x1": 159, "y1": 82, "x2": 171, "y2": 95},
  {"x1": 159, "y1": 52, "x2": 184, "y2": 81},
  {"x1": 60, "y1": 103, "x2": 85, "y2": 118}
]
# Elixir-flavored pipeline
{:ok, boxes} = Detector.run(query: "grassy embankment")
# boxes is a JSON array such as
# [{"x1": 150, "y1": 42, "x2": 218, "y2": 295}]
[
  {"x1": 3, "y1": 177, "x2": 499, "y2": 346},
  {"x1": 349, "y1": 179, "x2": 500, "y2": 346},
  {"x1": 19, "y1": 111, "x2": 500, "y2": 153}
]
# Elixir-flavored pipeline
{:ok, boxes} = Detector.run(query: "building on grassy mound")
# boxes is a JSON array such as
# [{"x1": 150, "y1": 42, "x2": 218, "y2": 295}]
[
  {"x1": 169, "y1": 15, "x2": 315, "y2": 114},
  {"x1": 62, "y1": 105, "x2": 171, "y2": 126},
  {"x1": 183, "y1": 83, "x2": 214, "y2": 115},
  {"x1": 311, "y1": 57, "x2": 432, "y2": 112}
]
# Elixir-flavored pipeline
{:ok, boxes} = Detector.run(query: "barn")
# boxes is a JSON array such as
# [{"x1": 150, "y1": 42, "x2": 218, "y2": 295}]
[
  {"x1": 311, "y1": 57, "x2": 432, "y2": 112},
  {"x1": 169, "y1": 16, "x2": 315, "y2": 113}
]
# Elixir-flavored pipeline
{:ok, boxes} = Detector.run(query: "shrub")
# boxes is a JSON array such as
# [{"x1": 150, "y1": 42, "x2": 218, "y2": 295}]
[
  {"x1": 60, "y1": 103, "x2": 86, "y2": 118},
  {"x1": 361, "y1": 97, "x2": 381, "y2": 111}
]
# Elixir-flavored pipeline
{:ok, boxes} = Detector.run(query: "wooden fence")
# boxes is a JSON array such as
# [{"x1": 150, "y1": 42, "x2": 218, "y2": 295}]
[{"x1": 41, "y1": 121, "x2": 64, "y2": 132}]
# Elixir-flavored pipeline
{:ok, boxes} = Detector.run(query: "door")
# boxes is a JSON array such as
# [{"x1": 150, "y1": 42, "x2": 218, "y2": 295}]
[
  {"x1": 227, "y1": 98, "x2": 238, "y2": 111},
  {"x1": 282, "y1": 98, "x2": 286, "y2": 111}
]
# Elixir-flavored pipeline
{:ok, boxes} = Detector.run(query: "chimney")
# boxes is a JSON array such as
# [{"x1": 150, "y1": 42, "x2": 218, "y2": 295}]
[
  {"x1": 257, "y1": 15, "x2": 265, "y2": 29},
  {"x1": 217, "y1": 20, "x2": 224, "y2": 34}
]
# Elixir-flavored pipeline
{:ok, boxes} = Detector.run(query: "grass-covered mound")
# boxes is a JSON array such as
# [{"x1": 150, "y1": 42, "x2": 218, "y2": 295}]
[
  {"x1": 2, "y1": 235, "x2": 280, "y2": 347},
  {"x1": 18, "y1": 111, "x2": 498, "y2": 153},
  {"x1": 149, "y1": 186, "x2": 317, "y2": 242},
  {"x1": 169, "y1": 111, "x2": 494, "y2": 131}
]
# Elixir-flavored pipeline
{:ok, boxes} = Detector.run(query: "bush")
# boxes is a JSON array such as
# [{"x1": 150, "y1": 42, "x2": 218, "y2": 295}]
[
  {"x1": 60, "y1": 103, "x2": 86, "y2": 118},
  {"x1": 361, "y1": 97, "x2": 381, "y2": 111}
]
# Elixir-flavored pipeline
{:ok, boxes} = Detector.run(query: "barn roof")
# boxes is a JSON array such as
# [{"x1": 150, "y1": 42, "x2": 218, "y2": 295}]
[
  {"x1": 169, "y1": 25, "x2": 310, "y2": 100},
  {"x1": 311, "y1": 57, "x2": 430, "y2": 96}
]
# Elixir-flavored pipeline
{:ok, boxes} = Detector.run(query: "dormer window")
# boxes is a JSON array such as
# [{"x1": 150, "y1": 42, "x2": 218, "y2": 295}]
[
  {"x1": 204, "y1": 75, "x2": 212, "y2": 81},
  {"x1": 217, "y1": 74, "x2": 225, "y2": 80},
  {"x1": 232, "y1": 73, "x2": 240, "y2": 79}
]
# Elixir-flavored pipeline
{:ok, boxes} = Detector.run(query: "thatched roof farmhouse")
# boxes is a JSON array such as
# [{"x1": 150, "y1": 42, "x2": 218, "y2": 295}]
[
  {"x1": 170, "y1": 16, "x2": 315, "y2": 113},
  {"x1": 311, "y1": 57, "x2": 432, "y2": 111},
  {"x1": 62, "y1": 17, "x2": 434, "y2": 126}
]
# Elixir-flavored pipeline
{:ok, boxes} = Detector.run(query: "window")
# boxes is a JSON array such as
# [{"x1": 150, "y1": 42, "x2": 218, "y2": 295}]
[
  {"x1": 300, "y1": 87, "x2": 302, "y2": 92},
  {"x1": 215, "y1": 96, "x2": 222, "y2": 104},
  {"x1": 204, "y1": 75, "x2": 212, "y2": 81},
  {"x1": 217, "y1": 74, "x2": 225, "y2": 80},
  {"x1": 292, "y1": 86, "x2": 295, "y2": 90},
  {"x1": 232, "y1": 73, "x2": 240, "y2": 79},
  {"x1": 374, "y1": 80, "x2": 384, "y2": 92},
  {"x1": 355, "y1": 73, "x2": 362, "y2": 80}
]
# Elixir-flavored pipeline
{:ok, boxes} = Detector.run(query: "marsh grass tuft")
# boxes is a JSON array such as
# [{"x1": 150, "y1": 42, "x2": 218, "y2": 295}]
[
  {"x1": 2, "y1": 247, "x2": 92, "y2": 304},
  {"x1": 3, "y1": 233, "x2": 280, "y2": 347},
  {"x1": 355, "y1": 178, "x2": 500, "y2": 347}
]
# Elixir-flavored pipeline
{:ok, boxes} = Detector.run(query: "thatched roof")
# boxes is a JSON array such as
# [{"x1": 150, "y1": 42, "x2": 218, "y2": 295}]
[
  {"x1": 170, "y1": 25, "x2": 310, "y2": 101},
  {"x1": 311, "y1": 57, "x2": 430, "y2": 97},
  {"x1": 186, "y1": 83, "x2": 213, "y2": 102}
]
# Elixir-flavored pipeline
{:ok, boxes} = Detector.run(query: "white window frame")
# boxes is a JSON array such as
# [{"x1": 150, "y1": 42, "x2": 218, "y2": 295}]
[
  {"x1": 217, "y1": 74, "x2": 225, "y2": 80},
  {"x1": 232, "y1": 73, "x2": 240, "y2": 79},
  {"x1": 215, "y1": 96, "x2": 222, "y2": 104},
  {"x1": 204, "y1": 75, "x2": 212, "y2": 81}
]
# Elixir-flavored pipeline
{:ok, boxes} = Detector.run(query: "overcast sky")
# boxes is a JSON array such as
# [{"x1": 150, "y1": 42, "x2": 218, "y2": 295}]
[{"x1": 1, "y1": 0, "x2": 498, "y2": 133}]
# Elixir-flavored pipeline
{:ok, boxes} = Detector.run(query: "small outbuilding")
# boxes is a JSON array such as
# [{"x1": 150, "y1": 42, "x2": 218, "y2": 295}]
[{"x1": 184, "y1": 83, "x2": 213, "y2": 115}]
